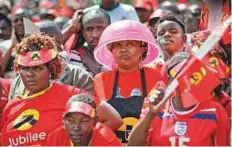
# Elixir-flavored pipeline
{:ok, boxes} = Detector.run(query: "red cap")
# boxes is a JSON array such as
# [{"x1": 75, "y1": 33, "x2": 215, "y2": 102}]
[
  {"x1": 64, "y1": 101, "x2": 96, "y2": 118},
  {"x1": 134, "y1": 0, "x2": 154, "y2": 11},
  {"x1": 15, "y1": 49, "x2": 58, "y2": 67}
]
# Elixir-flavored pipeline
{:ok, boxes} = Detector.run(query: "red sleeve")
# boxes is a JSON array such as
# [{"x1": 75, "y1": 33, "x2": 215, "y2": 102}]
[
  {"x1": 46, "y1": 127, "x2": 70, "y2": 146},
  {"x1": 1, "y1": 101, "x2": 13, "y2": 145},
  {"x1": 0, "y1": 78, "x2": 12, "y2": 114},
  {"x1": 214, "y1": 104, "x2": 230, "y2": 146},
  {"x1": 91, "y1": 123, "x2": 122, "y2": 146},
  {"x1": 0, "y1": 78, "x2": 12, "y2": 97},
  {"x1": 1, "y1": 101, "x2": 12, "y2": 133},
  {"x1": 93, "y1": 73, "x2": 105, "y2": 106},
  {"x1": 102, "y1": 134, "x2": 122, "y2": 146},
  {"x1": 63, "y1": 34, "x2": 78, "y2": 52}
]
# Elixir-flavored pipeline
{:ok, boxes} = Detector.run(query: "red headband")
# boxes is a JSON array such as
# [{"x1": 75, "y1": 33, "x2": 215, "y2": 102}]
[
  {"x1": 64, "y1": 101, "x2": 95, "y2": 118},
  {"x1": 16, "y1": 49, "x2": 58, "y2": 67}
]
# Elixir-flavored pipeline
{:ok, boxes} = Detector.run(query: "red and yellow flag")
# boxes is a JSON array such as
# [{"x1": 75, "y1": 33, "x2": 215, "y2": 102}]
[{"x1": 175, "y1": 55, "x2": 221, "y2": 108}]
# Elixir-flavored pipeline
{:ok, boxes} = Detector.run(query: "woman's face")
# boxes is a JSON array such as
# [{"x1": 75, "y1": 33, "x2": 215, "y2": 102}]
[
  {"x1": 111, "y1": 40, "x2": 145, "y2": 70},
  {"x1": 19, "y1": 64, "x2": 50, "y2": 95},
  {"x1": 64, "y1": 112, "x2": 95, "y2": 146}
]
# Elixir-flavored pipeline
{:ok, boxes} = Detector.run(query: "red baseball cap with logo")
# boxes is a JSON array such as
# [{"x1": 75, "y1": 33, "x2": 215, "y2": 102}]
[{"x1": 15, "y1": 49, "x2": 58, "y2": 67}]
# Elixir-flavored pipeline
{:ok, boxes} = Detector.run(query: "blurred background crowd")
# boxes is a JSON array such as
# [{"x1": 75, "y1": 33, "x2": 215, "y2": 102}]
[{"x1": 0, "y1": 0, "x2": 231, "y2": 146}]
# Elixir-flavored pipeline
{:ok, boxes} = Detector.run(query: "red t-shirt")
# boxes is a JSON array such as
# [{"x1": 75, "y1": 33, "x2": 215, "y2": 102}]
[
  {"x1": 1, "y1": 83, "x2": 84, "y2": 146},
  {"x1": 147, "y1": 99, "x2": 230, "y2": 146},
  {"x1": 46, "y1": 122, "x2": 122, "y2": 146},
  {"x1": 94, "y1": 67, "x2": 163, "y2": 105}
]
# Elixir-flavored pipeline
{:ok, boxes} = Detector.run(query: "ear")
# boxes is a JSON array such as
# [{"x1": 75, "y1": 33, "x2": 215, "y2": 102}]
[
  {"x1": 182, "y1": 34, "x2": 187, "y2": 44},
  {"x1": 141, "y1": 47, "x2": 145, "y2": 54}
]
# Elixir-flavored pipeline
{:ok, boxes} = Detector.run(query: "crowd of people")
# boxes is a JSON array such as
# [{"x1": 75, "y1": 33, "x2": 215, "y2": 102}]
[{"x1": 0, "y1": 0, "x2": 231, "y2": 146}]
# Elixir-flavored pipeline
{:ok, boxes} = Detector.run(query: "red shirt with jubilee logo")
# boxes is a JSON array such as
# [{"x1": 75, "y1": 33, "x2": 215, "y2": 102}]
[
  {"x1": 147, "y1": 99, "x2": 230, "y2": 146},
  {"x1": 1, "y1": 83, "x2": 84, "y2": 146}
]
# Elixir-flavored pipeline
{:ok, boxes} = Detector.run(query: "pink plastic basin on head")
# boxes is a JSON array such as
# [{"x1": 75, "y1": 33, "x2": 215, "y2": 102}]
[{"x1": 94, "y1": 20, "x2": 161, "y2": 69}]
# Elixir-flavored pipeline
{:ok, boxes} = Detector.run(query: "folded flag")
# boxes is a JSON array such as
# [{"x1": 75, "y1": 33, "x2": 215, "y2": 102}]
[{"x1": 175, "y1": 55, "x2": 221, "y2": 108}]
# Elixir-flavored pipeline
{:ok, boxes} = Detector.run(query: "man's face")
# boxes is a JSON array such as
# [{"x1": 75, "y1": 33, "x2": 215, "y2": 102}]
[
  {"x1": 82, "y1": 17, "x2": 109, "y2": 49},
  {"x1": 0, "y1": 20, "x2": 11, "y2": 41},
  {"x1": 157, "y1": 20, "x2": 185, "y2": 57},
  {"x1": 19, "y1": 64, "x2": 50, "y2": 95},
  {"x1": 13, "y1": 16, "x2": 25, "y2": 37},
  {"x1": 64, "y1": 112, "x2": 95, "y2": 146},
  {"x1": 135, "y1": 8, "x2": 153, "y2": 23}
]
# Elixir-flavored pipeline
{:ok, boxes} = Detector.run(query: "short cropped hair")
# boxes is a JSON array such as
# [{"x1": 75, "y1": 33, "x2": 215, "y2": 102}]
[
  {"x1": 157, "y1": 15, "x2": 186, "y2": 33},
  {"x1": 67, "y1": 93, "x2": 96, "y2": 109}
]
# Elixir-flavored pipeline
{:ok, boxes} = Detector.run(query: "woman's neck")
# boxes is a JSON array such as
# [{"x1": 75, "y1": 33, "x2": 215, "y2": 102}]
[
  {"x1": 26, "y1": 83, "x2": 50, "y2": 96},
  {"x1": 118, "y1": 65, "x2": 140, "y2": 73}
]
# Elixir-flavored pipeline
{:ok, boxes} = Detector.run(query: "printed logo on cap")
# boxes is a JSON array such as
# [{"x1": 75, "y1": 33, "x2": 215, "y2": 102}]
[
  {"x1": 31, "y1": 51, "x2": 40, "y2": 60},
  {"x1": 13, "y1": 109, "x2": 40, "y2": 131}
]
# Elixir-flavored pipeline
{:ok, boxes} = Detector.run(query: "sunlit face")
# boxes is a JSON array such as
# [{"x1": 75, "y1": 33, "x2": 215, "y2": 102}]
[
  {"x1": 110, "y1": 40, "x2": 145, "y2": 70},
  {"x1": 19, "y1": 64, "x2": 50, "y2": 95},
  {"x1": 157, "y1": 20, "x2": 185, "y2": 57},
  {"x1": 64, "y1": 112, "x2": 95, "y2": 146}
]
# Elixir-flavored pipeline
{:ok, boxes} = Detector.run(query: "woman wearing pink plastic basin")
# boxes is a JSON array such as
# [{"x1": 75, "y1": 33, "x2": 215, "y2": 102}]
[{"x1": 93, "y1": 20, "x2": 163, "y2": 144}]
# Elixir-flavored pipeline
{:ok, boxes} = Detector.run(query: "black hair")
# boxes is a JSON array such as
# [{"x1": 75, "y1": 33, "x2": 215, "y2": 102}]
[
  {"x1": 35, "y1": 20, "x2": 63, "y2": 46},
  {"x1": 67, "y1": 93, "x2": 96, "y2": 109},
  {"x1": 0, "y1": 14, "x2": 12, "y2": 27},
  {"x1": 82, "y1": 8, "x2": 111, "y2": 25},
  {"x1": 157, "y1": 15, "x2": 186, "y2": 34},
  {"x1": 160, "y1": 1, "x2": 181, "y2": 15}
]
